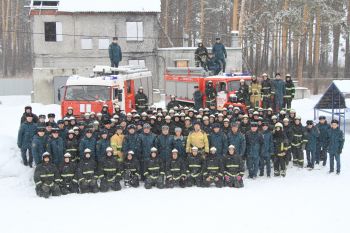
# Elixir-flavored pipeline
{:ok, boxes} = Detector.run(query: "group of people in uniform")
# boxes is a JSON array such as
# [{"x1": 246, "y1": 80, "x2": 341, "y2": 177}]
[{"x1": 17, "y1": 75, "x2": 344, "y2": 198}]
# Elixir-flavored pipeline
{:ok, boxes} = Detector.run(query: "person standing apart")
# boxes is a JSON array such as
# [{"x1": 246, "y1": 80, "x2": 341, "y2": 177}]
[
  {"x1": 212, "y1": 37, "x2": 227, "y2": 73},
  {"x1": 108, "y1": 37, "x2": 122, "y2": 74}
]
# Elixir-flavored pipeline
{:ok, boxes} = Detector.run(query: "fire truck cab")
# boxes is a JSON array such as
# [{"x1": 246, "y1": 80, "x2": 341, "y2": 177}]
[
  {"x1": 59, "y1": 65, "x2": 152, "y2": 118},
  {"x1": 164, "y1": 67, "x2": 252, "y2": 111}
]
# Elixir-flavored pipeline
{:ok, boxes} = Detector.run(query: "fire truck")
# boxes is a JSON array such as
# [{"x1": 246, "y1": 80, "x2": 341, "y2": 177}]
[
  {"x1": 59, "y1": 65, "x2": 152, "y2": 118},
  {"x1": 164, "y1": 67, "x2": 252, "y2": 111}
]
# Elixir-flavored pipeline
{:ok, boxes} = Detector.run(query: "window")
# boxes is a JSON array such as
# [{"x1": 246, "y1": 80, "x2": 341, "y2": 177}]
[
  {"x1": 128, "y1": 59, "x2": 145, "y2": 67},
  {"x1": 126, "y1": 22, "x2": 143, "y2": 41},
  {"x1": 44, "y1": 22, "x2": 62, "y2": 42},
  {"x1": 227, "y1": 81, "x2": 240, "y2": 92},
  {"x1": 65, "y1": 85, "x2": 111, "y2": 101},
  {"x1": 81, "y1": 38, "x2": 93, "y2": 50},
  {"x1": 98, "y1": 39, "x2": 110, "y2": 50},
  {"x1": 216, "y1": 82, "x2": 227, "y2": 92}
]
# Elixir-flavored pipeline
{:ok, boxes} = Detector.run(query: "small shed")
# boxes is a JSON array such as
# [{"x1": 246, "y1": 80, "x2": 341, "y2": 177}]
[{"x1": 314, "y1": 80, "x2": 350, "y2": 132}]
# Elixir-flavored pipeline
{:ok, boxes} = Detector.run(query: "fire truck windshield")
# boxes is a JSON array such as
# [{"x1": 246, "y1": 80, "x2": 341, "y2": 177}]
[
  {"x1": 227, "y1": 81, "x2": 241, "y2": 92},
  {"x1": 65, "y1": 85, "x2": 111, "y2": 101}
]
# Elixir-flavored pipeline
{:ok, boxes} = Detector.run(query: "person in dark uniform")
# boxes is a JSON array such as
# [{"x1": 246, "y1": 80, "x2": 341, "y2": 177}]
[{"x1": 135, "y1": 87, "x2": 149, "y2": 113}]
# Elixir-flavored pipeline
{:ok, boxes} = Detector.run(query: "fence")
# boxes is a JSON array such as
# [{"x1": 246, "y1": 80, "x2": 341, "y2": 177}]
[{"x1": 0, "y1": 78, "x2": 33, "y2": 96}]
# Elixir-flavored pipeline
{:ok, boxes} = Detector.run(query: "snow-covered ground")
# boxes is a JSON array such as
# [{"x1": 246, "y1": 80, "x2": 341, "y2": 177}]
[{"x1": 0, "y1": 95, "x2": 348, "y2": 233}]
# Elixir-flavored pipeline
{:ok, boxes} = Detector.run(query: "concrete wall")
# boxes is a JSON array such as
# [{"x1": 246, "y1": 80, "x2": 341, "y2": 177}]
[
  {"x1": 33, "y1": 67, "x2": 91, "y2": 104},
  {"x1": 156, "y1": 47, "x2": 242, "y2": 90},
  {"x1": 31, "y1": 12, "x2": 159, "y2": 67},
  {"x1": 0, "y1": 79, "x2": 33, "y2": 95}
]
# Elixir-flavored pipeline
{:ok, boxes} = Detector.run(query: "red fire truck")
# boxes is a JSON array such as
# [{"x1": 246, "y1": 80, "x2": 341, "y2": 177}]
[
  {"x1": 59, "y1": 66, "x2": 152, "y2": 118},
  {"x1": 164, "y1": 67, "x2": 252, "y2": 111}
]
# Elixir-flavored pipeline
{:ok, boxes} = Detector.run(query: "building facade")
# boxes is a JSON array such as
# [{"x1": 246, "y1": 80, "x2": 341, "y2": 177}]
[{"x1": 30, "y1": 0, "x2": 160, "y2": 104}]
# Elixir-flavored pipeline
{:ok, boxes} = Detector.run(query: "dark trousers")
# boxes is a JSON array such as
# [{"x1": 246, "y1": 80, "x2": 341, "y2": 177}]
[
  {"x1": 292, "y1": 147, "x2": 304, "y2": 167},
  {"x1": 111, "y1": 61, "x2": 119, "y2": 74},
  {"x1": 262, "y1": 96, "x2": 272, "y2": 109},
  {"x1": 100, "y1": 178, "x2": 121, "y2": 192},
  {"x1": 218, "y1": 58, "x2": 226, "y2": 73},
  {"x1": 202, "y1": 175, "x2": 223, "y2": 187},
  {"x1": 144, "y1": 175, "x2": 164, "y2": 189},
  {"x1": 36, "y1": 183, "x2": 61, "y2": 198},
  {"x1": 259, "y1": 156, "x2": 271, "y2": 176},
  {"x1": 316, "y1": 144, "x2": 327, "y2": 165},
  {"x1": 187, "y1": 175, "x2": 202, "y2": 187},
  {"x1": 79, "y1": 178, "x2": 99, "y2": 193},
  {"x1": 274, "y1": 156, "x2": 286, "y2": 176},
  {"x1": 21, "y1": 148, "x2": 33, "y2": 166},
  {"x1": 329, "y1": 153, "x2": 340, "y2": 173},
  {"x1": 247, "y1": 156, "x2": 259, "y2": 177},
  {"x1": 284, "y1": 97, "x2": 292, "y2": 110},
  {"x1": 306, "y1": 149, "x2": 316, "y2": 168}
]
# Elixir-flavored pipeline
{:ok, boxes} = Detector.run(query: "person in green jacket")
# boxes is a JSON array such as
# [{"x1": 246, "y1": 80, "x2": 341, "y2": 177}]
[{"x1": 108, "y1": 37, "x2": 122, "y2": 74}]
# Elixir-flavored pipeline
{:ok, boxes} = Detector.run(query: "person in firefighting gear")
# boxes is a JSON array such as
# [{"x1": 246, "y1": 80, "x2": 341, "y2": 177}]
[
  {"x1": 205, "y1": 80, "x2": 217, "y2": 107},
  {"x1": 34, "y1": 152, "x2": 61, "y2": 198},
  {"x1": 282, "y1": 118, "x2": 293, "y2": 165},
  {"x1": 223, "y1": 145, "x2": 245, "y2": 188},
  {"x1": 76, "y1": 148, "x2": 99, "y2": 194},
  {"x1": 249, "y1": 75, "x2": 262, "y2": 109},
  {"x1": 186, "y1": 121, "x2": 209, "y2": 156},
  {"x1": 202, "y1": 147, "x2": 224, "y2": 188},
  {"x1": 305, "y1": 120, "x2": 320, "y2": 169},
  {"x1": 167, "y1": 95, "x2": 180, "y2": 110},
  {"x1": 65, "y1": 129, "x2": 79, "y2": 163},
  {"x1": 261, "y1": 73, "x2": 273, "y2": 109},
  {"x1": 135, "y1": 87, "x2": 148, "y2": 113},
  {"x1": 98, "y1": 147, "x2": 122, "y2": 192},
  {"x1": 245, "y1": 122, "x2": 264, "y2": 179},
  {"x1": 284, "y1": 74, "x2": 295, "y2": 111},
  {"x1": 260, "y1": 122, "x2": 274, "y2": 177},
  {"x1": 165, "y1": 149, "x2": 187, "y2": 188},
  {"x1": 96, "y1": 129, "x2": 111, "y2": 162},
  {"x1": 144, "y1": 147, "x2": 165, "y2": 189},
  {"x1": 123, "y1": 150, "x2": 141, "y2": 188},
  {"x1": 195, "y1": 41, "x2": 209, "y2": 70},
  {"x1": 59, "y1": 153, "x2": 79, "y2": 195},
  {"x1": 237, "y1": 79, "x2": 250, "y2": 109},
  {"x1": 110, "y1": 125, "x2": 125, "y2": 162},
  {"x1": 273, "y1": 123, "x2": 289, "y2": 177},
  {"x1": 186, "y1": 147, "x2": 204, "y2": 187},
  {"x1": 290, "y1": 116, "x2": 308, "y2": 168}
]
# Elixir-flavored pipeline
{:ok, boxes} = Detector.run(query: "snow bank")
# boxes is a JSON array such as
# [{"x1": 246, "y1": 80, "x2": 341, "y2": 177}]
[{"x1": 0, "y1": 95, "x2": 348, "y2": 233}]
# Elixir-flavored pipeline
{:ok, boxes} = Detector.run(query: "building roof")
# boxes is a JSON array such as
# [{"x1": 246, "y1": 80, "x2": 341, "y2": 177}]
[
  {"x1": 56, "y1": 0, "x2": 161, "y2": 13},
  {"x1": 314, "y1": 80, "x2": 350, "y2": 109}
]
